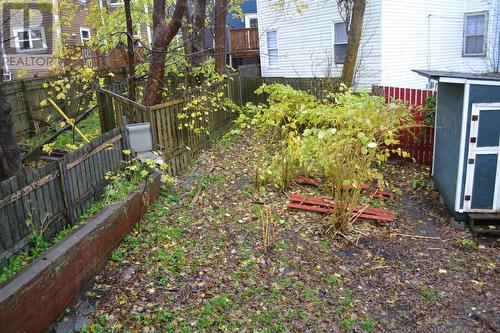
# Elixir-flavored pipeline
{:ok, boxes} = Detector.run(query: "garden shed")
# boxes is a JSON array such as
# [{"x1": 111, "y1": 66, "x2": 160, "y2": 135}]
[{"x1": 414, "y1": 70, "x2": 500, "y2": 222}]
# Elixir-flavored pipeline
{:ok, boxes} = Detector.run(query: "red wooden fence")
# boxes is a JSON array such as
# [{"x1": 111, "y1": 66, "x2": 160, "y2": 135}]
[{"x1": 381, "y1": 86, "x2": 436, "y2": 166}]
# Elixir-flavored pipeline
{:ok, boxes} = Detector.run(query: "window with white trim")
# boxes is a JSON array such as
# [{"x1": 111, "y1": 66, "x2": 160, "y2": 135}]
[
  {"x1": 266, "y1": 30, "x2": 278, "y2": 67},
  {"x1": 13, "y1": 27, "x2": 46, "y2": 52},
  {"x1": 108, "y1": 0, "x2": 123, "y2": 6},
  {"x1": 80, "y1": 27, "x2": 91, "y2": 43},
  {"x1": 334, "y1": 22, "x2": 347, "y2": 64},
  {"x1": 245, "y1": 14, "x2": 258, "y2": 29},
  {"x1": 463, "y1": 12, "x2": 488, "y2": 56}
]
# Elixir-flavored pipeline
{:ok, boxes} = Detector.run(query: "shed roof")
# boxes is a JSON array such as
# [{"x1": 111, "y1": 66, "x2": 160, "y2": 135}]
[{"x1": 413, "y1": 70, "x2": 500, "y2": 82}]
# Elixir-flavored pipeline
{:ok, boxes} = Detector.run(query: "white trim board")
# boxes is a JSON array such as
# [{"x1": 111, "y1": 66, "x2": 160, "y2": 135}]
[
  {"x1": 462, "y1": 103, "x2": 500, "y2": 212},
  {"x1": 439, "y1": 77, "x2": 500, "y2": 86},
  {"x1": 455, "y1": 83, "x2": 470, "y2": 212}
]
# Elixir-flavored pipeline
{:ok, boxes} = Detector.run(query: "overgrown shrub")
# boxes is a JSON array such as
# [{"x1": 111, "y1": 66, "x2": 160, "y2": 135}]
[{"x1": 239, "y1": 84, "x2": 413, "y2": 233}]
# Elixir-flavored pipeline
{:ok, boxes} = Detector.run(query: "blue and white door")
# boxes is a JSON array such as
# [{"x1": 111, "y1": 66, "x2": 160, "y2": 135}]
[{"x1": 464, "y1": 103, "x2": 500, "y2": 212}]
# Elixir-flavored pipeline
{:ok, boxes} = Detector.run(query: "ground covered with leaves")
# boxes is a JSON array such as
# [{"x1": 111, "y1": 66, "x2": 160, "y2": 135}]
[{"x1": 71, "y1": 129, "x2": 499, "y2": 333}]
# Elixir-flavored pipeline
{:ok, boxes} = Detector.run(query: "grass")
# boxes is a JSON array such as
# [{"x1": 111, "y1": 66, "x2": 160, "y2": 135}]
[
  {"x1": 0, "y1": 163, "x2": 149, "y2": 286},
  {"x1": 21, "y1": 112, "x2": 102, "y2": 153},
  {"x1": 420, "y1": 287, "x2": 439, "y2": 301},
  {"x1": 340, "y1": 316, "x2": 357, "y2": 331},
  {"x1": 53, "y1": 112, "x2": 101, "y2": 149}
]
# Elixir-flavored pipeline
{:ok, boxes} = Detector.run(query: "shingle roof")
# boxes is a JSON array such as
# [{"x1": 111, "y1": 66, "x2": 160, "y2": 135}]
[{"x1": 413, "y1": 69, "x2": 500, "y2": 81}]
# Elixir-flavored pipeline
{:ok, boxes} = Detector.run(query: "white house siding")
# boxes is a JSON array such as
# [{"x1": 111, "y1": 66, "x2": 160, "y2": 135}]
[
  {"x1": 381, "y1": 0, "x2": 499, "y2": 89},
  {"x1": 257, "y1": 0, "x2": 382, "y2": 89}
]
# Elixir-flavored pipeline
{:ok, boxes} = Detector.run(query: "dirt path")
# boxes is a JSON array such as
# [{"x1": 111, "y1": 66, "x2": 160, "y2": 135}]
[{"x1": 72, "y1": 130, "x2": 499, "y2": 333}]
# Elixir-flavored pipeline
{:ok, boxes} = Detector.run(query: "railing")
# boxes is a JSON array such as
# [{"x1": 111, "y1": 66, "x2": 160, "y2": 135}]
[
  {"x1": 229, "y1": 28, "x2": 259, "y2": 58},
  {"x1": 63, "y1": 46, "x2": 144, "y2": 71}
]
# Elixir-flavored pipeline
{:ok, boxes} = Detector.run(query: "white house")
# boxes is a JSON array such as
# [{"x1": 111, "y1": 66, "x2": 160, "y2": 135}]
[{"x1": 256, "y1": 0, "x2": 500, "y2": 90}]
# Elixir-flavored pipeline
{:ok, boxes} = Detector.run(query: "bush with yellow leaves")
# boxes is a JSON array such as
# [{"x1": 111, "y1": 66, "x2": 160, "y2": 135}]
[{"x1": 240, "y1": 84, "x2": 414, "y2": 233}]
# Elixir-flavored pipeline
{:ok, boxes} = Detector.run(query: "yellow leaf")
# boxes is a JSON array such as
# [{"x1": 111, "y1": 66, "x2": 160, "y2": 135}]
[
  {"x1": 40, "y1": 100, "x2": 48, "y2": 107},
  {"x1": 122, "y1": 149, "x2": 131, "y2": 155},
  {"x1": 140, "y1": 170, "x2": 149, "y2": 177}
]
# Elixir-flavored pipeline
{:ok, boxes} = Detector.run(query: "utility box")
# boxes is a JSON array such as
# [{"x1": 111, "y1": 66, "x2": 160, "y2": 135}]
[{"x1": 414, "y1": 70, "x2": 500, "y2": 221}]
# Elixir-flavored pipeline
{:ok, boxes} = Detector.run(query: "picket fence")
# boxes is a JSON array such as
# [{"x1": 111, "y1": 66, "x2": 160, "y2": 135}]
[{"x1": 380, "y1": 86, "x2": 436, "y2": 165}]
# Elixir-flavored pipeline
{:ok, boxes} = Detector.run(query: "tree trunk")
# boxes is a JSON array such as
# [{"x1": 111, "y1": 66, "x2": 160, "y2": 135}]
[
  {"x1": 0, "y1": 89, "x2": 21, "y2": 181},
  {"x1": 181, "y1": 0, "x2": 208, "y2": 85},
  {"x1": 192, "y1": 0, "x2": 207, "y2": 66},
  {"x1": 341, "y1": 0, "x2": 366, "y2": 87},
  {"x1": 144, "y1": 0, "x2": 187, "y2": 106},
  {"x1": 214, "y1": 0, "x2": 228, "y2": 74},
  {"x1": 124, "y1": 0, "x2": 136, "y2": 104}
]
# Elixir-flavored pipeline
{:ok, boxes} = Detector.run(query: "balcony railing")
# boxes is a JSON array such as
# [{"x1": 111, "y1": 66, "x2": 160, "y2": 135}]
[{"x1": 229, "y1": 28, "x2": 259, "y2": 58}]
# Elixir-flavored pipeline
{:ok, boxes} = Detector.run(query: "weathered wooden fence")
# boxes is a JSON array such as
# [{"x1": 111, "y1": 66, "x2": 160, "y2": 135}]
[
  {"x1": 98, "y1": 80, "x2": 240, "y2": 175},
  {"x1": 0, "y1": 128, "x2": 125, "y2": 266},
  {"x1": 237, "y1": 76, "x2": 337, "y2": 104},
  {"x1": 236, "y1": 77, "x2": 436, "y2": 165},
  {"x1": 380, "y1": 86, "x2": 436, "y2": 165},
  {"x1": 1, "y1": 67, "x2": 127, "y2": 141}
]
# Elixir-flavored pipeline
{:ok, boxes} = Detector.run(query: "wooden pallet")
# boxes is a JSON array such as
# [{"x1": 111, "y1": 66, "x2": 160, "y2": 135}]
[{"x1": 288, "y1": 194, "x2": 395, "y2": 223}]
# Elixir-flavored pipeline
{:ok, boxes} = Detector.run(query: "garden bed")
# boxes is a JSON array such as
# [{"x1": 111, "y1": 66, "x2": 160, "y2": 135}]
[
  {"x1": 67, "y1": 129, "x2": 499, "y2": 332},
  {"x1": 0, "y1": 174, "x2": 161, "y2": 333}
]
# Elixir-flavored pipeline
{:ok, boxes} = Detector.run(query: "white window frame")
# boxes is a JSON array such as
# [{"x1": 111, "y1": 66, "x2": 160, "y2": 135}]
[
  {"x1": 108, "y1": 0, "x2": 124, "y2": 7},
  {"x1": 245, "y1": 14, "x2": 258, "y2": 29},
  {"x1": 266, "y1": 30, "x2": 279, "y2": 68},
  {"x1": 12, "y1": 27, "x2": 47, "y2": 53},
  {"x1": 333, "y1": 21, "x2": 348, "y2": 64},
  {"x1": 463, "y1": 11, "x2": 488, "y2": 57},
  {"x1": 80, "y1": 27, "x2": 91, "y2": 43}
]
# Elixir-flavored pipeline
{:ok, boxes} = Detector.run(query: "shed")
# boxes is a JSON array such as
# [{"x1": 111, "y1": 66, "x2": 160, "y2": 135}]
[{"x1": 414, "y1": 70, "x2": 500, "y2": 221}]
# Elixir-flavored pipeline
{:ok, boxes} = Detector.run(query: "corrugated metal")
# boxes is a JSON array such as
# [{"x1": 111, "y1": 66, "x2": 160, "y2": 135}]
[{"x1": 257, "y1": 0, "x2": 382, "y2": 90}]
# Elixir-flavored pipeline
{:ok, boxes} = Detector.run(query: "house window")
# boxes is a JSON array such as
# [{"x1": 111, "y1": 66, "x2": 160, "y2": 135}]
[
  {"x1": 80, "y1": 27, "x2": 91, "y2": 43},
  {"x1": 108, "y1": 0, "x2": 123, "y2": 6},
  {"x1": 267, "y1": 30, "x2": 278, "y2": 67},
  {"x1": 463, "y1": 12, "x2": 488, "y2": 56},
  {"x1": 12, "y1": 27, "x2": 46, "y2": 52},
  {"x1": 334, "y1": 22, "x2": 348, "y2": 64},
  {"x1": 245, "y1": 14, "x2": 258, "y2": 29}
]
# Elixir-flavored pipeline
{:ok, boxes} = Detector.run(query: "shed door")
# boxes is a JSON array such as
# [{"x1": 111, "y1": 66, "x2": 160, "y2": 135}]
[{"x1": 464, "y1": 103, "x2": 500, "y2": 212}]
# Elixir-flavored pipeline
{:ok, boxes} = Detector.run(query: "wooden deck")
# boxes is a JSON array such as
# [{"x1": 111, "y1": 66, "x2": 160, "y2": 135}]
[{"x1": 229, "y1": 28, "x2": 259, "y2": 58}]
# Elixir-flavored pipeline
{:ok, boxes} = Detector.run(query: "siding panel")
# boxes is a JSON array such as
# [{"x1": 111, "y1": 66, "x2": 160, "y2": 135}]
[
  {"x1": 257, "y1": 0, "x2": 382, "y2": 90},
  {"x1": 381, "y1": 0, "x2": 499, "y2": 89}
]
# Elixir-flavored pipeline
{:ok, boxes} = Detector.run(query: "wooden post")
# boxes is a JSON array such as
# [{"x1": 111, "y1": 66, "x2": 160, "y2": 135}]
[{"x1": 58, "y1": 161, "x2": 74, "y2": 225}]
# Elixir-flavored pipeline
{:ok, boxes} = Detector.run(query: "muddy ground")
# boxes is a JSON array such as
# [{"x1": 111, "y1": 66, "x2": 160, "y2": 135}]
[{"x1": 59, "y1": 129, "x2": 499, "y2": 333}]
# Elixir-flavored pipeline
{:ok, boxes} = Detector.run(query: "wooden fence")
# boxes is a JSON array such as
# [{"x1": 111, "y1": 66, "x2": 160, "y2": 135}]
[
  {"x1": 0, "y1": 67, "x2": 127, "y2": 141},
  {"x1": 0, "y1": 128, "x2": 125, "y2": 266},
  {"x1": 380, "y1": 86, "x2": 436, "y2": 165},
  {"x1": 237, "y1": 76, "x2": 337, "y2": 104},
  {"x1": 98, "y1": 79, "x2": 241, "y2": 175}
]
